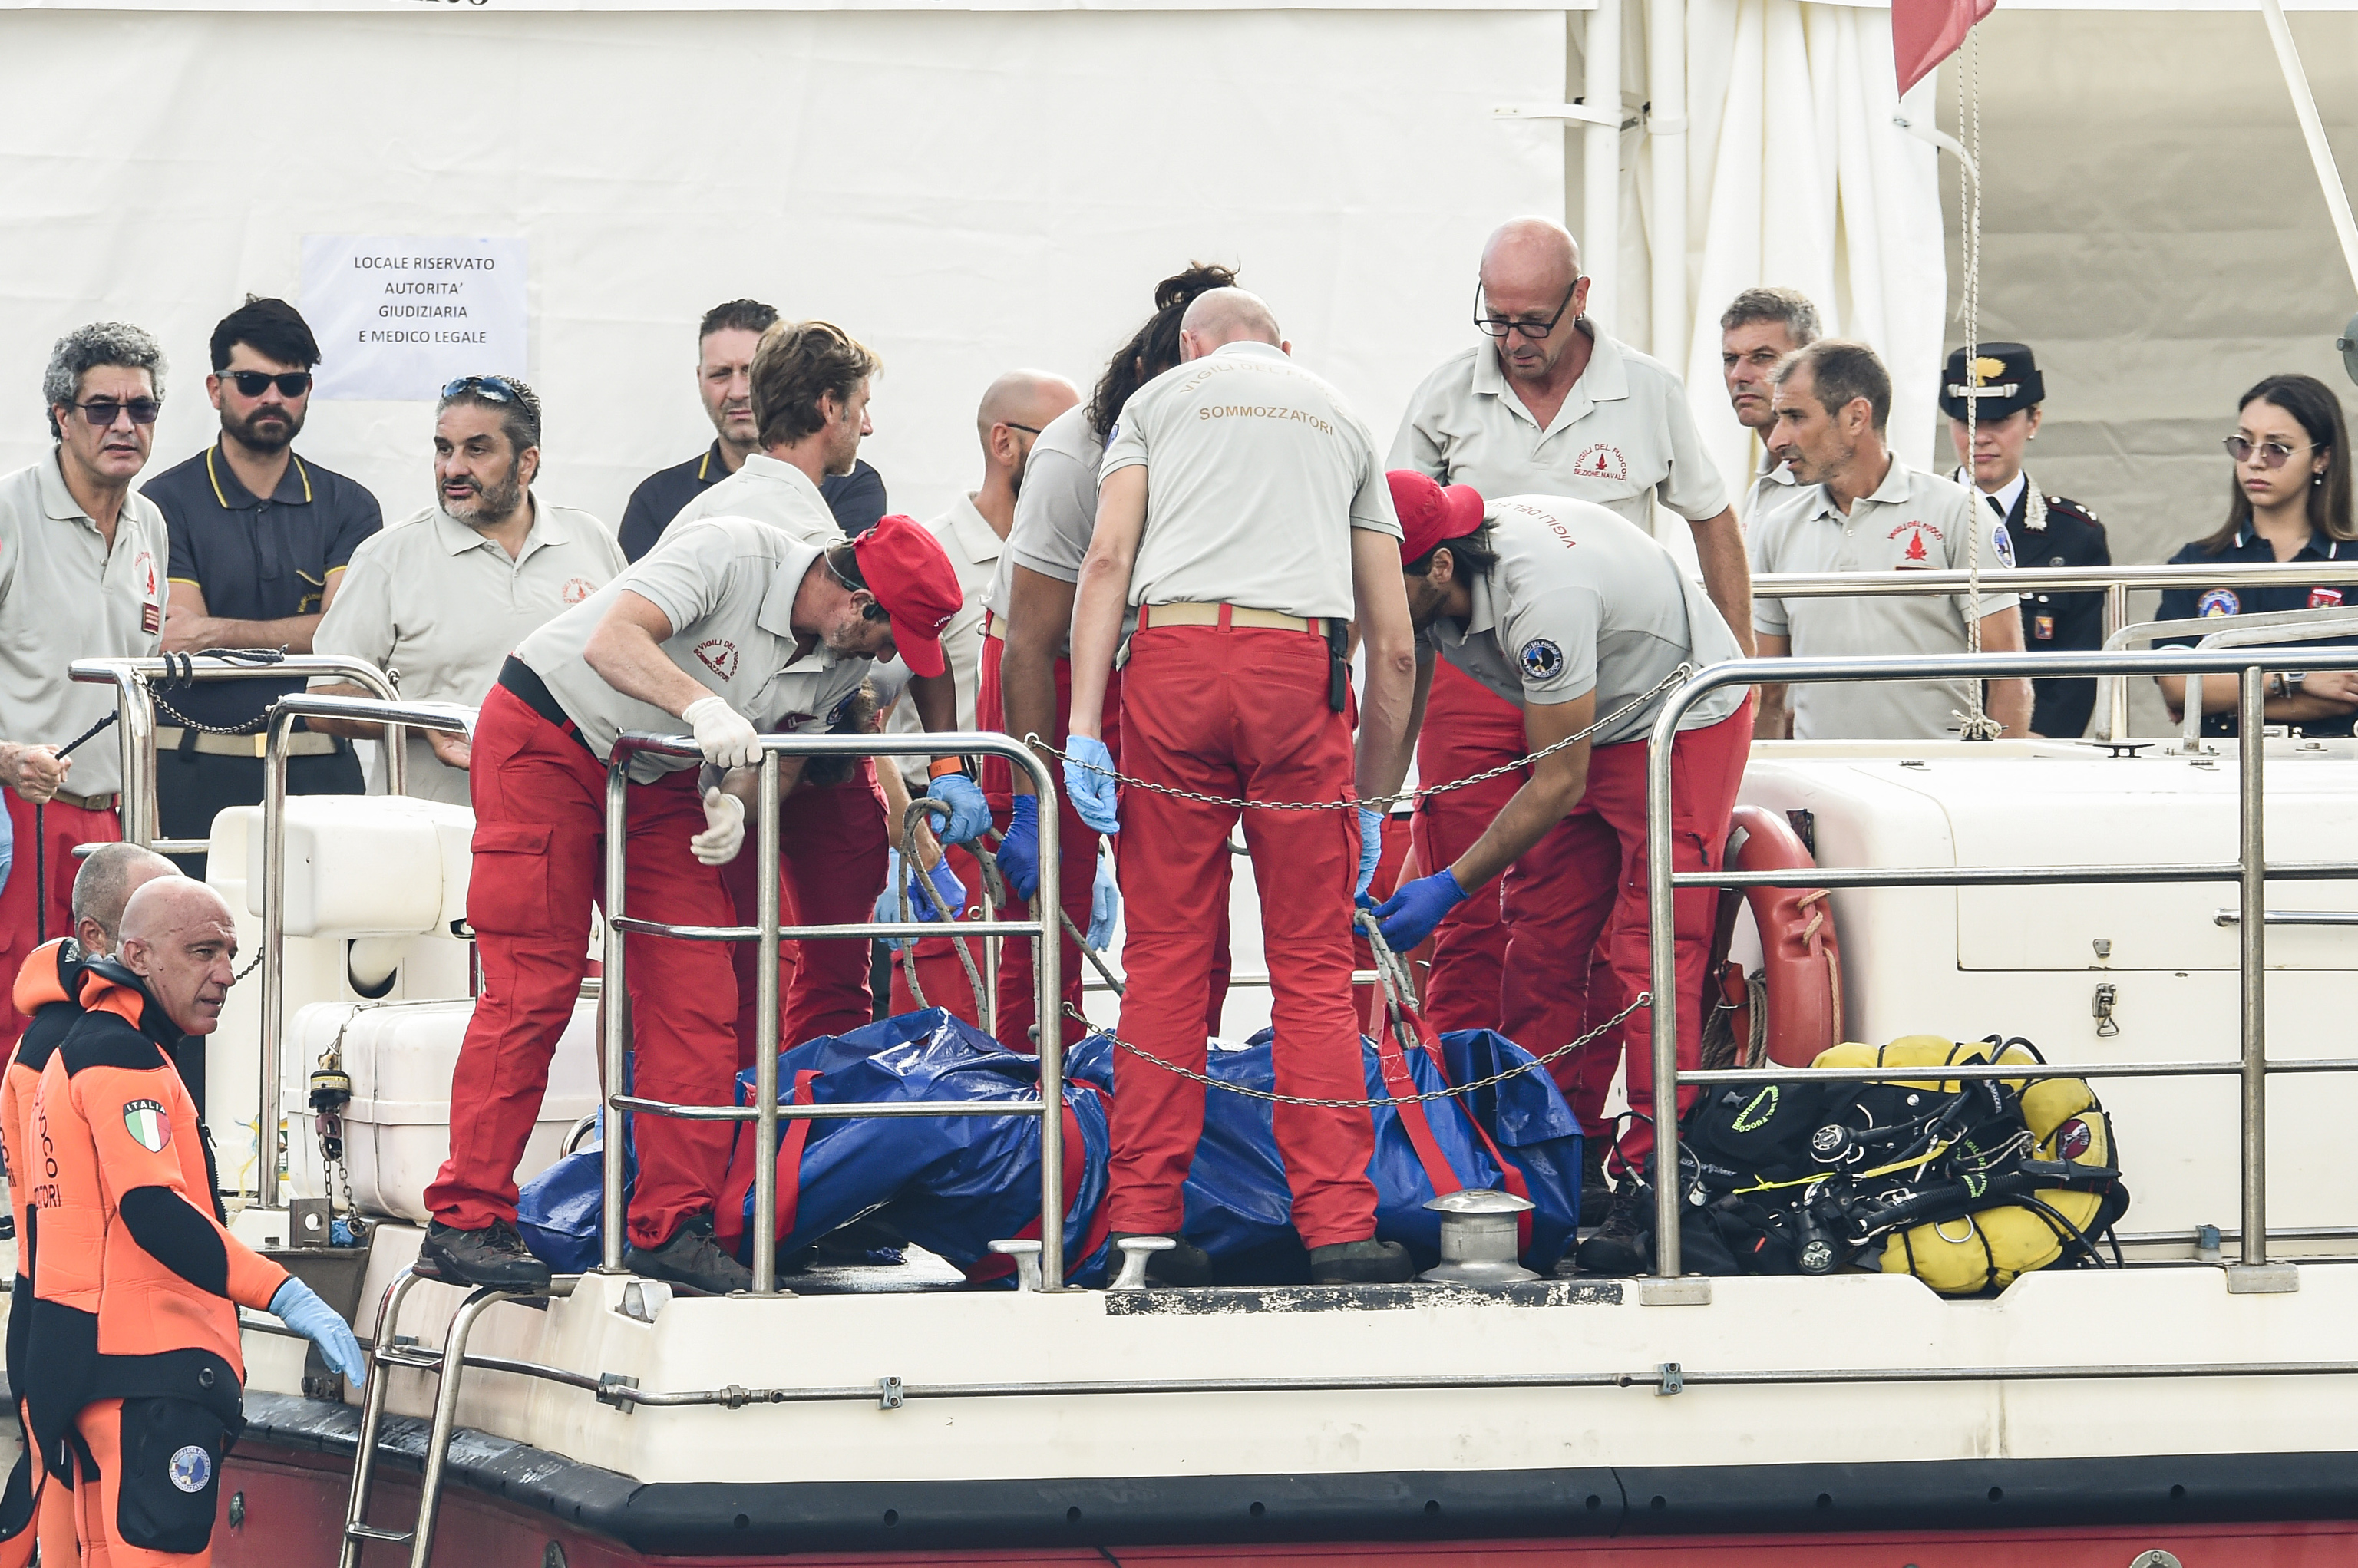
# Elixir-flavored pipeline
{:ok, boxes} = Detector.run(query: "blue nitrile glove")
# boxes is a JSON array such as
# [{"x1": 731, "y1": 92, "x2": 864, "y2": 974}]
[
  {"x1": 912, "y1": 853, "x2": 967, "y2": 922},
  {"x1": 927, "y1": 771, "x2": 991, "y2": 846},
  {"x1": 271, "y1": 1276, "x2": 367, "y2": 1387},
  {"x1": 1372, "y1": 868, "x2": 1470, "y2": 952},
  {"x1": 998, "y1": 794, "x2": 1042, "y2": 901},
  {"x1": 1356, "y1": 807, "x2": 1384, "y2": 898},
  {"x1": 1086, "y1": 847, "x2": 1120, "y2": 952},
  {"x1": 874, "y1": 851, "x2": 916, "y2": 951},
  {"x1": 1063, "y1": 734, "x2": 1120, "y2": 835}
]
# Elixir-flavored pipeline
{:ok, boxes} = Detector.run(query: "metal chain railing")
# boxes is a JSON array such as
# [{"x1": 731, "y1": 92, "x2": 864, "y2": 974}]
[
  {"x1": 1025, "y1": 663, "x2": 1696, "y2": 814},
  {"x1": 145, "y1": 649, "x2": 296, "y2": 737}
]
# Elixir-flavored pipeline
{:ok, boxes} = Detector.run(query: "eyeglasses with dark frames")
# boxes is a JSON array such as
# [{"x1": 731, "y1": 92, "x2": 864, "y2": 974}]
[
  {"x1": 1472, "y1": 280, "x2": 1579, "y2": 342},
  {"x1": 222, "y1": 370, "x2": 312, "y2": 399},
  {"x1": 1004, "y1": 422, "x2": 1043, "y2": 436},
  {"x1": 74, "y1": 398, "x2": 161, "y2": 428},
  {"x1": 2223, "y1": 435, "x2": 2315, "y2": 470}
]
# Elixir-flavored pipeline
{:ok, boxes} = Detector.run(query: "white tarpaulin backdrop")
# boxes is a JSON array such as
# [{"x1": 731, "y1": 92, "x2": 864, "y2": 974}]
[{"x1": 0, "y1": 8, "x2": 1564, "y2": 533}]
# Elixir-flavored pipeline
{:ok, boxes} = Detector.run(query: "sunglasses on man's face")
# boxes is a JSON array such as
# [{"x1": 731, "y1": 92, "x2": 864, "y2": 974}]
[
  {"x1": 223, "y1": 370, "x2": 312, "y2": 399},
  {"x1": 74, "y1": 399, "x2": 161, "y2": 428}
]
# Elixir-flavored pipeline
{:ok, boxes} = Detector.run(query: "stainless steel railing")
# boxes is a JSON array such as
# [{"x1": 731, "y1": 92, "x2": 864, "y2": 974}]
[
  {"x1": 68, "y1": 654, "x2": 403, "y2": 853},
  {"x1": 1752, "y1": 562, "x2": 2358, "y2": 741},
  {"x1": 258, "y1": 694, "x2": 476, "y2": 1210},
  {"x1": 1643, "y1": 644, "x2": 2358, "y2": 1297},
  {"x1": 601, "y1": 730, "x2": 1066, "y2": 1293}
]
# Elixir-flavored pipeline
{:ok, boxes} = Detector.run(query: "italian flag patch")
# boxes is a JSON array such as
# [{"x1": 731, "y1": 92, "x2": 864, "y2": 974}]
[{"x1": 123, "y1": 1100, "x2": 171, "y2": 1153}]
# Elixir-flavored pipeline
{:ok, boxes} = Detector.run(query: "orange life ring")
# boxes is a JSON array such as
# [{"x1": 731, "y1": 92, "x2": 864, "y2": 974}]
[{"x1": 1725, "y1": 805, "x2": 1843, "y2": 1067}]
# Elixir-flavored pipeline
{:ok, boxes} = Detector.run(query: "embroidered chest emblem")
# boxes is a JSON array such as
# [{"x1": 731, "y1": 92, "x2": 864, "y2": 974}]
[
  {"x1": 1887, "y1": 518, "x2": 1945, "y2": 566},
  {"x1": 1573, "y1": 444, "x2": 1628, "y2": 484},
  {"x1": 694, "y1": 639, "x2": 740, "y2": 680}
]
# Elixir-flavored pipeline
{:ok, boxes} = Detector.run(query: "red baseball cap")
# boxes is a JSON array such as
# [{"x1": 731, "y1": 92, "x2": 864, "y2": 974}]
[
  {"x1": 1388, "y1": 470, "x2": 1487, "y2": 562},
  {"x1": 851, "y1": 514, "x2": 963, "y2": 678}
]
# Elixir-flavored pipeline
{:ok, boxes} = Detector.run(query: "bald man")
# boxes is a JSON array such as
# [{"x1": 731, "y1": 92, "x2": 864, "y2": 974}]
[
  {"x1": 27, "y1": 878, "x2": 362, "y2": 1567},
  {"x1": 1067, "y1": 288, "x2": 1420, "y2": 1286},
  {"x1": 1390, "y1": 217, "x2": 1750, "y2": 1211},
  {"x1": 883, "y1": 370, "x2": 1082, "y2": 1025}
]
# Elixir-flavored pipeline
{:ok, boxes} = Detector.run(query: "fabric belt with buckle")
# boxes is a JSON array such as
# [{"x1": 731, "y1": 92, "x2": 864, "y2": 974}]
[
  {"x1": 51, "y1": 789, "x2": 121, "y2": 812},
  {"x1": 1135, "y1": 602, "x2": 1330, "y2": 636},
  {"x1": 983, "y1": 610, "x2": 1004, "y2": 642},
  {"x1": 156, "y1": 726, "x2": 339, "y2": 759}
]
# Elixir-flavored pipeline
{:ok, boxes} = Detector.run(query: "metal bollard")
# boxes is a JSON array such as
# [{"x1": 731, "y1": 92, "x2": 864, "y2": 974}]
[
  {"x1": 988, "y1": 1238, "x2": 1044, "y2": 1292},
  {"x1": 1109, "y1": 1236, "x2": 1175, "y2": 1291},
  {"x1": 1418, "y1": 1190, "x2": 1538, "y2": 1285}
]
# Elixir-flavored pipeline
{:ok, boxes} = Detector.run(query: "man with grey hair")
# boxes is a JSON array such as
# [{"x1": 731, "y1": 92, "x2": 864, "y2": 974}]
[
  {"x1": 70, "y1": 840, "x2": 180, "y2": 961},
  {"x1": 0, "y1": 322, "x2": 172, "y2": 1038},
  {"x1": 311, "y1": 375, "x2": 623, "y2": 805},
  {"x1": 1719, "y1": 286, "x2": 1822, "y2": 520}
]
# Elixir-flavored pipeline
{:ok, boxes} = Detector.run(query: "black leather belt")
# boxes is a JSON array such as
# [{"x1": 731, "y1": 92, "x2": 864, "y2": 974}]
[{"x1": 498, "y1": 655, "x2": 596, "y2": 757}]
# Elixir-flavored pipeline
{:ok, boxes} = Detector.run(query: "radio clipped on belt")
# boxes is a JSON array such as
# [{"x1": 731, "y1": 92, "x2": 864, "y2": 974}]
[{"x1": 1326, "y1": 619, "x2": 1350, "y2": 713}]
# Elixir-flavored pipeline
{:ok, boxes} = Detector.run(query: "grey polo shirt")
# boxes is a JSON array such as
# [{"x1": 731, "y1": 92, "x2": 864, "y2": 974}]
[
  {"x1": 1103, "y1": 341, "x2": 1398, "y2": 619},
  {"x1": 1748, "y1": 455, "x2": 2020, "y2": 740},
  {"x1": 516, "y1": 515, "x2": 871, "y2": 784},
  {"x1": 311, "y1": 497, "x2": 625, "y2": 804},
  {"x1": 982, "y1": 404, "x2": 1101, "y2": 659},
  {"x1": 665, "y1": 451, "x2": 844, "y2": 548},
  {"x1": 1389, "y1": 327, "x2": 1727, "y2": 530},
  {"x1": 1422, "y1": 494, "x2": 1745, "y2": 747},
  {"x1": 883, "y1": 493, "x2": 1002, "y2": 779},
  {"x1": 0, "y1": 451, "x2": 170, "y2": 797}
]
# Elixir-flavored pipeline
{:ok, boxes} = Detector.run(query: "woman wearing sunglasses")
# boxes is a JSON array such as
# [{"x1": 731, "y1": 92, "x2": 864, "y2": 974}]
[{"x1": 2155, "y1": 372, "x2": 2358, "y2": 737}]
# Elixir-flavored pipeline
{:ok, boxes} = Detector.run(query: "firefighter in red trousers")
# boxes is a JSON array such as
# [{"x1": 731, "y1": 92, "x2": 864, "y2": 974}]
[
  {"x1": 24, "y1": 877, "x2": 363, "y2": 1568},
  {"x1": 418, "y1": 512, "x2": 962, "y2": 1297},
  {"x1": 985, "y1": 262, "x2": 1243, "y2": 1051},
  {"x1": 1065, "y1": 288, "x2": 1421, "y2": 1287},
  {"x1": 1366, "y1": 475, "x2": 1750, "y2": 1276}
]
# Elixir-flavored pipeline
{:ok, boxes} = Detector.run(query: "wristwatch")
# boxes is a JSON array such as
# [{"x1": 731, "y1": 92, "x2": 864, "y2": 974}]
[{"x1": 928, "y1": 755, "x2": 976, "y2": 783}]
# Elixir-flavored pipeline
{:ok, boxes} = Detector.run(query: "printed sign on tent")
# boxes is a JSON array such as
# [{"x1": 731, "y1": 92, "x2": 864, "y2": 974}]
[{"x1": 301, "y1": 235, "x2": 528, "y2": 401}]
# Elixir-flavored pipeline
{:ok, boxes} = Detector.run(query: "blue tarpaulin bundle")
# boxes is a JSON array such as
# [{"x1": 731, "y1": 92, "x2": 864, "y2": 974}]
[{"x1": 517, "y1": 1008, "x2": 1584, "y2": 1282}]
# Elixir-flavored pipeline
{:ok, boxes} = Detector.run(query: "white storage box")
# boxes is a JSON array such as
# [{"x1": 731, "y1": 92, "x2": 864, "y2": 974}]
[
  {"x1": 239, "y1": 796, "x2": 474, "y2": 939},
  {"x1": 284, "y1": 995, "x2": 601, "y2": 1223}
]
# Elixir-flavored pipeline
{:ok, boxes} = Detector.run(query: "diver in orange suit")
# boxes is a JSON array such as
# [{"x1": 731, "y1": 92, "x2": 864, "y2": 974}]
[
  {"x1": 0, "y1": 842, "x2": 178, "y2": 1566},
  {"x1": 22, "y1": 876, "x2": 364, "y2": 1566}
]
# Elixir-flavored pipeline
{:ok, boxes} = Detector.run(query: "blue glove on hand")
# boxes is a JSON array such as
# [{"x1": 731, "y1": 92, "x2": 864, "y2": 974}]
[
  {"x1": 1063, "y1": 734, "x2": 1120, "y2": 835},
  {"x1": 997, "y1": 794, "x2": 1042, "y2": 901},
  {"x1": 1372, "y1": 867, "x2": 1470, "y2": 952},
  {"x1": 874, "y1": 853, "x2": 913, "y2": 951},
  {"x1": 913, "y1": 853, "x2": 966, "y2": 922},
  {"x1": 926, "y1": 771, "x2": 991, "y2": 846},
  {"x1": 1086, "y1": 848, "x2": 1120, "y2": 952},
  {"x1": 1356, "y1": 807, "x2": 1385, "y2": 898},
  {"x1": 271, "y1": 1276, "x2": 367, "y2": 1387}
]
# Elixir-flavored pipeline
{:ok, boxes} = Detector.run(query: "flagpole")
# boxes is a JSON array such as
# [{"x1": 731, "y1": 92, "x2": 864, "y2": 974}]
[{"x1": 2256, "y1": 0, "x2": 2358, "y2": 300}]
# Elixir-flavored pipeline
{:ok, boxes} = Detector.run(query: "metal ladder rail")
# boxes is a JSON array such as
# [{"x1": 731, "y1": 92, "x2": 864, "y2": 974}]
[{"x1": 339, "y1": 1268, "x2": 556, "y2": 1567}]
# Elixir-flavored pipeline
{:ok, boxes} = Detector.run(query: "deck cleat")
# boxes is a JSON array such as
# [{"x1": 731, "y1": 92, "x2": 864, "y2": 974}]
[{"x1": 1105, "y1": 1232, "x2": 1212, "y2": 1287}]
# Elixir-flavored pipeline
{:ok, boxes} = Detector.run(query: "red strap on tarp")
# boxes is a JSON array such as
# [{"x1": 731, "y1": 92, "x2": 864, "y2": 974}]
[
  {"x1": 715, "y1": 1068, "x2": 821, "y2": 1254},
  {"x1": 966, "y1": 1088, "x2": 1113, "y2": 1285},
  {"x1": 1389, "y1": 995, "x2": 1534, "y2": 1253}
]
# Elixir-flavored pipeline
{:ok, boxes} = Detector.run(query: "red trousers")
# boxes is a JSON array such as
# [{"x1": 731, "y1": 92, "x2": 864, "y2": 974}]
[
  {"x1": 427, "y1": 685, "x2": 738, "y2": 1249},
  {"x1": 1111, "y1": 622, "x2": 1376, "y2": 1249},
  {"x1": 1409, "y1": 662, "x2": 1524, "y2": 1033},
  {"x1": 0, "y1": 791, "x2": 118, "y2": 1039},
  {"x1": 1505, "y1": 703, "x2": 1752, "y2": 1169},
  {"x1": 722, "y1": 773, "x2": 890, "y2": 1062}
]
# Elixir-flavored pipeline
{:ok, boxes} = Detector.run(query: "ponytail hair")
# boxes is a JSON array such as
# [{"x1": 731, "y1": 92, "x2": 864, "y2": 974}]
[{"x1": 1088, "y1": 262, "x2": 1240, "y2": 444}]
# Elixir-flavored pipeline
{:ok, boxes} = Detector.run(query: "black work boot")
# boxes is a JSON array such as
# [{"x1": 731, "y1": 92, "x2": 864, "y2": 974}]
[
  {"x1": 1579, "y1": 1141, "x2": 1613, "y2": 1229},
  {"x1": 1574, "y1": 1184, "x2": 1653, "y2": 1277},
  {"x1": 418, "y1": 1219, "x2": 552, "y2": 1292},
  {"x1": 1307, "y1": 1238, "x2": 1415, "y2": 1285},
  {"x1": 1107, "y1": 1232, "x2": 1214, "y2": 1286},
  {"x1": 625, "y1": 1213, "x2": 756, "y2": 1296}
]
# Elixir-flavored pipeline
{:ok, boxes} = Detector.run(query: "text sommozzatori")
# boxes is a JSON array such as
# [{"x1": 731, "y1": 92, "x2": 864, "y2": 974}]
[
  {"x1": 1177, "y1": 356, "x2": 1334, "y2": 434},
  {"x1": 350, "y1": 254, "x2": 496, "y2": 344}
]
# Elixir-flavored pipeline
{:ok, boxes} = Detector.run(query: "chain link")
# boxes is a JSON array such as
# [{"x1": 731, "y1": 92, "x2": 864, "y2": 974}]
[
  {"x1": 1065, "y1": 990, "x2": 1649, "y2": 1109},
  {"x1": 1028, "y1": 663, "x2": 1696, "y2": 815},
  {"x1": 140, "y1": 650, "x2": 296, "y2": 738}
]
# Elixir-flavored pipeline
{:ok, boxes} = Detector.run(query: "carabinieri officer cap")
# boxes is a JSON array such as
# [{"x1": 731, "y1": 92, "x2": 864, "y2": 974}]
[{"x1": 1940, "y1": 342, "x2": 2045, "y2": 422}]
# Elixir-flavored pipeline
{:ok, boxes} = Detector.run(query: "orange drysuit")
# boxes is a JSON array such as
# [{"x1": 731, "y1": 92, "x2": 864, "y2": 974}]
[{"x1": 24, "y1": 957, "x2": 287, "y2": 1566}]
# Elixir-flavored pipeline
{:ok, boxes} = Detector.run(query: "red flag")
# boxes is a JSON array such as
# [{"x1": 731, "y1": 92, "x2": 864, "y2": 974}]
[{"x1": 1894, "y1": 0, "x2": 1994, "y2": 93}]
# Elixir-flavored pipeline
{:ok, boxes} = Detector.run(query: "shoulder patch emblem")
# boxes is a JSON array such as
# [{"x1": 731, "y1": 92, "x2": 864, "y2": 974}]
[
  {"x1": 1519, "y1": 639, "x2": 1565, "y2": 681},
  {"x1": 1993, "y1": 523, "x2": 2016, "y2": 569},
  {"x1": 123, "y1": 1099, "x2": 171, "y2": 1153},
  {"x1": 2198, "y1": 588, "x2": 2239, "y2": 618}
]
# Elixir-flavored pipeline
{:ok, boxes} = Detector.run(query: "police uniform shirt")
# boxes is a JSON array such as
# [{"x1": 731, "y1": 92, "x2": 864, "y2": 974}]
[
  {"x1": 1421, "y1": 494, "x2": 1746, "y2": 746},
  {"x1": 1749, "y1": 455, "x2": 2021, "y2": 741},
  {"x1": 517, "y1": 514, "x2": 872, "y2": 783},
  {"x1": 2158, "y1": 526, "x2": 2358, "y2": 738},
  {"x1": 1389, "y1": 327, "x2": 1728, "y2": 530},
  {"x1": 0, "y1": 452, "x2": 169, "y2": 799},
  {"x1": 312, "y1": 497, "x2": 625, "y2": 804},
  {"x1": 142, "y1": 444, "x2": 383, "y2": 728},
  {"x1": 619, "y1": 441, "x2": 886, "y2": 561},
  {"x1": 982, "y1": 404, "x2": 1102, "y2": 658},
  {"x1": 1103, "y1": 342, "x2": 1398, "y2": 620},
  {"x1": 1969, "y1": 471, "x2": 2109, "y2": 738}
]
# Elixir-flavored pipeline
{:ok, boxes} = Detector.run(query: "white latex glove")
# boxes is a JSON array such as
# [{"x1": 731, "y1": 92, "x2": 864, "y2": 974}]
[
  {"x1": 683, "y1": 695, "x2": 761, "y2": 769},
  {"x1": 690, "y1": 787, "x2": 746, "y2": 866}
]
